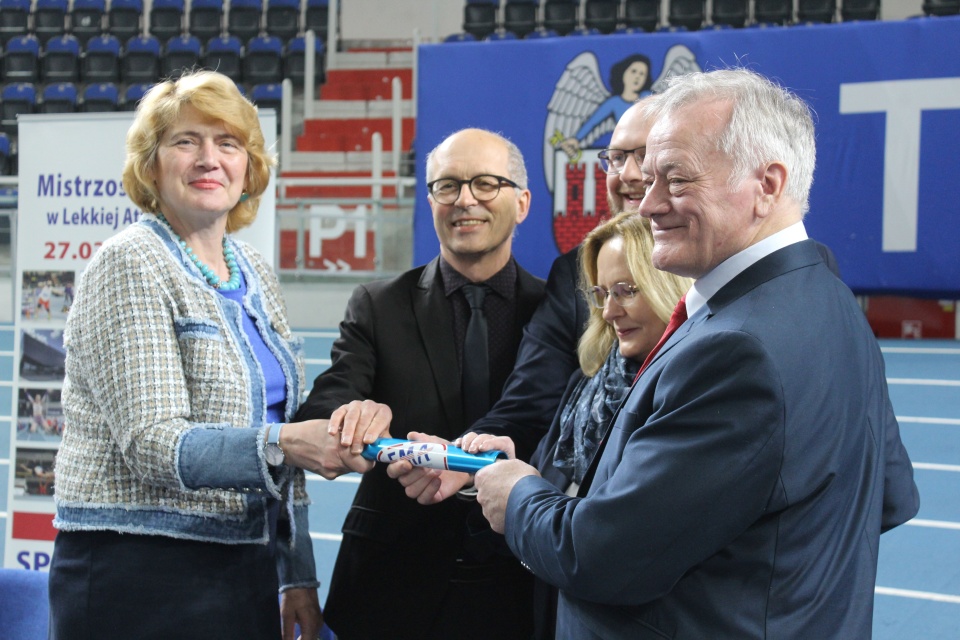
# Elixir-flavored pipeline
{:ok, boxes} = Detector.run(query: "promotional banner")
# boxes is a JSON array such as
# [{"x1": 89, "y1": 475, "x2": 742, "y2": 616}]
[
  {"x1": 415, "y1": 17, "x2": 960, "y2": 296},
  {"x1": 4, "y1": 110, "x2": 276, "y2": 570}
]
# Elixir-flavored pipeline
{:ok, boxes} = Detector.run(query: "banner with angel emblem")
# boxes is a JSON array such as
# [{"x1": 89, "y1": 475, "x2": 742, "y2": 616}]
[{"x1": 416, "y1": 18, "x2": 960, "y2": 296}]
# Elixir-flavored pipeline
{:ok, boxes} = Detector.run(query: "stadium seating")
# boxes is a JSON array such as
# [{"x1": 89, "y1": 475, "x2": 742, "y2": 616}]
[
  {"x1": 41, "y1": 34, "x2": 81, "y2": 83},
  {"x1": 108, "y1": 0, "x2": 144, "y2": 42},
  {"x1": 624, "y1": 0, "x2": 661, "y2": 30},
  {"x1": 1, "y1": 82, "x2": 37, "y2": 134},
  {"x1": 71, "y1": 0, "x2": 107, "y2": 45},
  {"x1": 0, "y1": 0, "x2": 30, "y2": 45},
  {"x1": 121, "y1": 34, "x2": 161, "y2": 84},
  {"x1": 81, "y1": 34, "x2": 121, "y2": 83},
  {"x1": 284, "y1": 35, "x2": 325, "y2": 86},
  {"x1": 203, "y1": 35, "x2": 243, "y2": 83},
  {"x1": 123, "y1": 81, "x2": 151, "y2": 110},
  {"x1": 228, "y1": 0, "x2": 264, "y2": 43},
  {"x1": 463, "y1": 0, "x2": 499, "y2": 40},
  {"x1": 304, "y1": 0, "x2": 330, "y2": 41},
  {"x1": 189, "y1": 0, "x2": 224, "y2": 41},
  {"x1": 797, "y1": 0, "x2": 837, "y2": 21},
  {"x1": 34, "y1": 0, "x2": 69, "y2": 45},
  {"x1": 2, "y1": 35, "x2": 40, "y2": 84},
  {"x1": 711, "y1": 0, "x2": 749, "y2": 26},
  {"x1": 150, "y1": 0, "x2": 185, "y2": 42},
  {"x1": 584, "y1": 0, "x2": 620, "y2": 33},
  {"x1": 266, "y1": 0, "x2": 301, "y2": 41},
  {"x1": 243, "y1": 35, "x2": 284, "y2": 86},
  {"x1": 669, "y1": 0, "x2": 706, "y2": 30},
  {"x1": 162, "y1": 34, "x2": 201, "y2": 78},
  {"x1": 40, "y1": 81, "x2": 78, "y2": 113},
  {"x1": 543, "y1": 0, "x2": 579, "y2": 35},
  {"x1": 81, "y1": 81, "x2": 120, "y2": 111},
  {"x1": 504, "y1": 0, "x2": 539, "y2": 38}
]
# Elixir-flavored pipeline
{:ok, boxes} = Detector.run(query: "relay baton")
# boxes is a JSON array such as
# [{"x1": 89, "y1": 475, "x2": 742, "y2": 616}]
[{"x1": 361, "y1": 438, "x2": 506, "y2": 473}]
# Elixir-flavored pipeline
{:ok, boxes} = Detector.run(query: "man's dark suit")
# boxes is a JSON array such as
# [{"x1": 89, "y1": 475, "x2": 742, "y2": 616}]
[
  {"x1": 503, "y1": 240, "x2": 919, "y2": 639},
  {"x1": 296, "y1": 256, "x2": 545, "y2": 640},
  {"x1": 470, "y1": 247, "x2": 590, "y2": 459}
]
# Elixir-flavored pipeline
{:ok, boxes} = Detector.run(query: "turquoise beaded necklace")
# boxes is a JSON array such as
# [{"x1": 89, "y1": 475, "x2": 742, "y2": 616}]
[{"x1": 156, "y1": 213, "x2": 241, "y2": 290}]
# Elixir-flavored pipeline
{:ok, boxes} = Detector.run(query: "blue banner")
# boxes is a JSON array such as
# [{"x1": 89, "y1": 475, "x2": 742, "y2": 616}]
[{"x1": 415, "y1": 16, "x2": 960, "y2": 296}]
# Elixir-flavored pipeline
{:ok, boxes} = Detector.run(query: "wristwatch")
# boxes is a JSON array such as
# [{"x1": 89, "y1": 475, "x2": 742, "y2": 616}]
[{"x1": 265, "y1": 423, "x2": 285, "y2": 466}]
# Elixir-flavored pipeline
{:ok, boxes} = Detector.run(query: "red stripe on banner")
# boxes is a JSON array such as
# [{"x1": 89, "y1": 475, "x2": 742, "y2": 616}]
[{"x1": 13, "y1": 512, "x2": 57, "y2": 541}]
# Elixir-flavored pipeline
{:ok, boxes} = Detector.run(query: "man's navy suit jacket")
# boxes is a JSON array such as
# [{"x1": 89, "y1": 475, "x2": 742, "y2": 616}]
[{"x1": 504, "y1": 240, "x2": 920, "y2": 639}]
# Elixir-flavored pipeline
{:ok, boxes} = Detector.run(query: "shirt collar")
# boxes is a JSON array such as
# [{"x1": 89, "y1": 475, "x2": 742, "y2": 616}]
[
  {"x1": 686, "y1": 221, "x2": 808, "y2": 318},
  {"x1": 439, "y1": 255, "x2": 517, "y2": 300}
]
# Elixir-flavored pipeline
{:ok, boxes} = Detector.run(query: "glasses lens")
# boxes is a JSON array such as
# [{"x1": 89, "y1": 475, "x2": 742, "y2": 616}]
[
  {"x1": 610, "y1": 283, "x2": 638, "y2": 306},
  {"x1": 589, "y1": 286, "x2": 607, "y2": 309},
  {"x1": 470, "y1": 175, "x2": 502, "y2": 201},
  {"x1": 606, "y1": 151, "x2": 626, "y2": 174},
  {"x1": 431, "y1": 179, "x2": 460, "y2": 203}
]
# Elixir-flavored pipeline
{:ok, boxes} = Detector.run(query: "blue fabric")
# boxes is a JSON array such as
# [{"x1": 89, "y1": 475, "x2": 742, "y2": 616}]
[{"x1": 0, "y1": 568, "x2": 49, "y2": 640}]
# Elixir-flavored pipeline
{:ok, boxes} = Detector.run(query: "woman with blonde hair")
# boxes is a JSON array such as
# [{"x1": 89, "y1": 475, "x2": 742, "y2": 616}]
[{"x1": 49, "y1": 71, "x2": 335, "y2": 639}]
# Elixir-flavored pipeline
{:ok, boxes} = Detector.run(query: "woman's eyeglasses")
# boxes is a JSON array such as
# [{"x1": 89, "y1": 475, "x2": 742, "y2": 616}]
[{"x1": 588, "y1": 282, "x2": 640, "y2": 309}]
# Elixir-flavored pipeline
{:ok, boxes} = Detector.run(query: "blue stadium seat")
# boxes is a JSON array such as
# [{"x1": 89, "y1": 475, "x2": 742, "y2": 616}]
[
  {"x1": 841, "y1": 0, "x2": 879, "y2": 19},
  {"x1": 40, "y1": 81, "x2": 78, "y2": 113},
  {"x1": 41, "y1": 34, "x2": 81, "y2": 83},
  {"x1": 189, "y1": 0, "x2": 223, "y2": 41},
  {"x1": 1, "y1": 82, "x2": 37, "y2": 134},
  {"x1": 584, "y1": 0, "x2": 620, "y2": 33},
  {"x1": 81, "y1": 81, "x2": 119, "y2": 111},
  {"x1": 203, "y1": 34, "x2": 243, "y2": 83},
  {"x1": 150, "y1": 0, "x2": 185, "y2": 42},
  {"x1": 121, "y1": 34, "x2": 161, "y2": 84},
  {"x1": 123, "y1": 81, "x2": 151, "y2": 110},
  {"x1": 486, "y1": 30, "x2": 518, "y2": 41},
  {"x1": 669, "y1": 0, "x2": 705, "y2": 30},
  {"x1": 543, "y1": 0, "x2": 579, "y2": 35},
  {"x1": 82, "y1": 33, "x2": 121, "y2": 83},
  {"x1": 0, "y1": 0, "x2": 30, "y2": 45},
  {"x1": 567, "y1": 25, "x2": 601, "y2": 35},
  {"x1": 463, "y1": 0, "x2": 499, "y2": 40},
  {"x1": 0, "y1": 131, "x2": 10, "y2": 175},
  {"x1": 2, "y1": 35, "x2": 40, "y2": 84},
  {"x1": 624, "y1": 0, "x2": 660, "y2": 30},
  {"x1": 922, "y1": 0, "x2": 959, "y2": 14},
  {"x1": 251, "y1": 81, "x2": 282, "y2": 130},
  {"x1": 797, "y1": 0, "x2": 836, "y2": 21},
  {"x1": 71, "y1": 0, "x2": 107, "y2": 45},
  {"x1": 504, "y1": 0, "x2": 539, "y2": 38},
  {"x1": 443, "y1": 32, "x2": 478, "y2": 42},
  {"x1": 228, "y1": 0, "x2": 263, "y2": 43},
  {"x1": 753, "y1": 0, "x2": 793, "y2": 24},
  {"x1": 108, "y1": 0, "x2": 143, "y2": 42},
  {"x1": 525, "y1": 27, "x2": 559, "y2": 38},
  {"x1": 283, "y1": 35, "x2": 325, "y2": 86},
  {"x1": 34, "y1": 0, "x2": 69, "y2": 45},
  {"x1": 162, "y1": 34, "x2": 201, "y2": 78},
  {"x1": 304, "y1": 0, "x2": 330, "y2": 41},
  {"x1": 266, "y1": 0, "x2": 301, "y2": 42},
  {"x1": 243, "y1": 35, "x2": 283, "y2": 86},
  {"x1": 712, "y1": 0, "x2": 749, "y2": 26}
]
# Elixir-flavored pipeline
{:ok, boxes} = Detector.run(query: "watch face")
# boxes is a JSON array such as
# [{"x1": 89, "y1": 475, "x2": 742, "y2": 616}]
[{"x1": 265, "y1": 444, "x2": 284, "y2": 466}]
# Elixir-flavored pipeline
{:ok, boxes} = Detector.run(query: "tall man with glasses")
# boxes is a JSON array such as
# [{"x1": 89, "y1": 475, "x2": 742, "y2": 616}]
[{"x1": 296, "y1": 128, "x2": 544, "y2": 640}]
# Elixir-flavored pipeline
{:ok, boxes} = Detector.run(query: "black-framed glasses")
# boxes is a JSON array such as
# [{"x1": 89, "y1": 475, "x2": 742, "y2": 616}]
[
  {"x1": 588, "y1": 282, "x2": 640, "y2": 309},
  {"x1": 597, "y1": 147, "x2": 645, "y2": 175},
  {"x1": 427, "y1": 174, "x2": 520, "y2": 205}
]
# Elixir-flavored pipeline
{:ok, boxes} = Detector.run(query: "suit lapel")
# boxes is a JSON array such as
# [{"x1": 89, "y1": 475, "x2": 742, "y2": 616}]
[{"x1": 412, "y1": 258, "x2": 464, "y2": 431}]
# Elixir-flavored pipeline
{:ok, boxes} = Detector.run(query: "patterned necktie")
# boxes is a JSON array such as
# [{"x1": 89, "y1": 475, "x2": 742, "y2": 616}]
[
  {"x1": 635, "y1": 295, "x2": 688, "y2": 383},
  {"x1": 461, "y1": 283, "x2": 490, "y2": 425}
]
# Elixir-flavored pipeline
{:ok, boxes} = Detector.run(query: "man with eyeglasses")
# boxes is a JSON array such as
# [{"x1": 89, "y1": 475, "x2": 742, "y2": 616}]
[
  {"x1": 295, "y1": 128, "x2": 544, "y2": 640},
  {"x1": 474, "y1": 69, "x2": 918, "y2": 640}
]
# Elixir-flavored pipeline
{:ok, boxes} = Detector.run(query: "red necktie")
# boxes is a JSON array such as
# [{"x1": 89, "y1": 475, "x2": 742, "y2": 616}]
[{"x1": 635, "y1": 295, "x2": 688, "y2": 383}]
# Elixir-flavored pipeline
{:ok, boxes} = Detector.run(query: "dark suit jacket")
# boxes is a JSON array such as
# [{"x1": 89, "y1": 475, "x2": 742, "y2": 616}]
[
  {"x1": 503, "y1": 240, "x2": 919, "y2": 639},
  {"x1": 470, "y1": 247, "x2": 590, "y2": 460},
  {"x1": 296, "y1": 256, "x2": 545, "y2": 640}
]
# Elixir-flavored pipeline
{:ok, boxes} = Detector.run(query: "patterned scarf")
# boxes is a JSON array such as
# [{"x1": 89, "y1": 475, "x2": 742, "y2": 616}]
[{"x1": 553, "y1": 344, "x2": 639, "y2": 485}]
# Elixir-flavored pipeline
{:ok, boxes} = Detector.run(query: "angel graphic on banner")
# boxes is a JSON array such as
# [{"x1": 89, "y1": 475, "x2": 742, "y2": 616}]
[{"x1": 544, "y1": 44, "x2": 702, "y2": 183}]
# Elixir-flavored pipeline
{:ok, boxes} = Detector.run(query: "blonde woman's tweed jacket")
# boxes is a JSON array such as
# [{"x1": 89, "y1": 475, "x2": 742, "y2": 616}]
[{"x1": 54, "y1": 216, "x2": 318, "y2": 590}]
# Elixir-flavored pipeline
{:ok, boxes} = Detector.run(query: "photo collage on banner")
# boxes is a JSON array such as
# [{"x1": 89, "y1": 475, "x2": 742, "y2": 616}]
[{"x1": 4, "y1": 109, "x2": 276, "y2": 571}]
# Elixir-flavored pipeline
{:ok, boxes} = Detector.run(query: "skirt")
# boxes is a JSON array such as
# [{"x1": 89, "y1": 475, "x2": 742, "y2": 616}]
[{"x1": 48, "y1": 529, "x2": 282, "y2": 640}]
